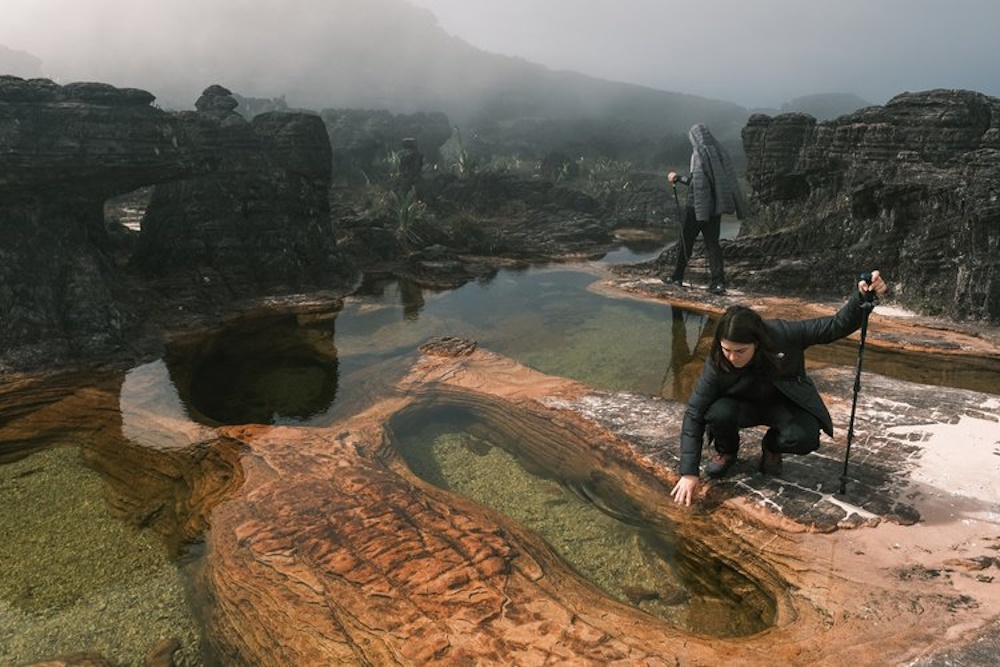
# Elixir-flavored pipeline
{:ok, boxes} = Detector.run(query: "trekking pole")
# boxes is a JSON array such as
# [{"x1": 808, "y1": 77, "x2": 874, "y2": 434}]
[{"x1": 839, "y1": 272, "x2": 878, "y2": 495}]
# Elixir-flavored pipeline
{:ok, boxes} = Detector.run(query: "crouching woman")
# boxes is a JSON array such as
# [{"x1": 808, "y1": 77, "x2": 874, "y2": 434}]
[{"x1": 670, "y1": 271, "x2": 888, "y2": 506}]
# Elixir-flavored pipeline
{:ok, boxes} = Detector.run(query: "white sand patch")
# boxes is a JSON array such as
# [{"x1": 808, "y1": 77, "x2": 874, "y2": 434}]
[
  {"x1": 870, "y1": 304, "x2": 919, "y2": 318},
  {"x1": 887, "y1": 413, "x2": 1000, "y2": 517}
]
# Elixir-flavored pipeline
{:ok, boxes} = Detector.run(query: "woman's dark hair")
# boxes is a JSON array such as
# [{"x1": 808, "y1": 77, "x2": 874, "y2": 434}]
[{"x1": 710, "y1": 305, "x2": 780, "y2": 372}]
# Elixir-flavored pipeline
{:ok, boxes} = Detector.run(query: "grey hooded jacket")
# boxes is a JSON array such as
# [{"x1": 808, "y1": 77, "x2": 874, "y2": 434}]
[{"x1": 686, "y1": 123, "x2": 748, "y2": 222}]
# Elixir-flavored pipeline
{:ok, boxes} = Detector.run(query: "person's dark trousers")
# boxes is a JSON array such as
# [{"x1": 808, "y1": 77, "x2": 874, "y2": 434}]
[
  {"x1": 703, "y1": 395, "x2": 822, "y2": 456},
  {"x1": 671, "y1": 210, "x2": 725, "y2": 286}
]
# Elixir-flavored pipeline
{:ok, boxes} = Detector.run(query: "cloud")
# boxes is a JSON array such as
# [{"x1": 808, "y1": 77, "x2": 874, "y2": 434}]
[
  {"x1": 3, "y1": 0, "x2": 999, "y2": 110},
  {"x1": 406, "y1": 0, "x2": 1000, "y2": 107}
]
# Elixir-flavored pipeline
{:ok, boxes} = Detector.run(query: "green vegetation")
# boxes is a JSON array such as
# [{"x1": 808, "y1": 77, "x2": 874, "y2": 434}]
[
  {"x1": 582, "y1": 158, "x2": 633, "y2": 197},
  {"x1": 390, "y1": 187, "x2": 426, "y2": 249},
  {"x1": 440, "y1": 127, "x2": 477, "y2": 178}
]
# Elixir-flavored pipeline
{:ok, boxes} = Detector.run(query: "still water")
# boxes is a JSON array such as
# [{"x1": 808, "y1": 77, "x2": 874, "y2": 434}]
[{"x1": 230, "y1": 248, "x2": 1000, "y2": 429}]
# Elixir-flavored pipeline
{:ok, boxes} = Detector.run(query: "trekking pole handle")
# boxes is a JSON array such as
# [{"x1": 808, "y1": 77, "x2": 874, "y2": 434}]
[{"x1": 859, "y1": 272, "x2": 876, "y2": 305}]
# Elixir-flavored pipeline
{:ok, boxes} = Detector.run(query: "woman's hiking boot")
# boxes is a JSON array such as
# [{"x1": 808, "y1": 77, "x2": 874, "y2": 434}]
[
  {"x1": 759, "y1": 429, "x2": 783, "y2": 475},
  {"x1": 705, "y1": 452, "x2": 736, "y2": 478},
  {"x1": 759, "y1": 449, "x2": 783, "y2": 475}
]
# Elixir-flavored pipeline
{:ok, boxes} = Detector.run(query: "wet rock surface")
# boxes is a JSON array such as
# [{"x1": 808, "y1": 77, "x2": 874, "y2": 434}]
[
  {"x1": 6, "y1": 306, "x2": 998, "y2": 654},
  {"x1": 5, "y1": 83, "x2": 1000, "y2": 664},
  {"x1": 6, "y1": 317, "x2": 991, "y2": 665}
]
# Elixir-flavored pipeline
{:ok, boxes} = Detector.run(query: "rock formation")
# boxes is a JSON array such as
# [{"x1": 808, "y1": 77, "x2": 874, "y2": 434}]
[
  {"x1": 0, "y1": 77, "x2": 352, "y2": 371},
  {"x1": 731, "y1": 89, "x2": 1000, "y2": 323},
  {"x1": 320, "y1": 107, "x2": 451, "y2": 178},
  {"x1": 131, "y1": 85, "x2": 351, "y2": 302}
]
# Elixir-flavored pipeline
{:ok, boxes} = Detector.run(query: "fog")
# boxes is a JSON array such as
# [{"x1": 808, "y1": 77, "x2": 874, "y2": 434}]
[
  {"x1": 3, "y1": 0, "x2": 999, "y2": 111},
  {"x1": 406, "y1": 0, "x2": 1000, "y2": 108}
]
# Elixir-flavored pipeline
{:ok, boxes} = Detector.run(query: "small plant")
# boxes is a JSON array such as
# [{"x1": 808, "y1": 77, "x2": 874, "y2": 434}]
[
  {"x1": 484, "y1": 154, "x2": 538, "y2": 176},
  {"x1": 391, "y1": 187, "x2": 427, "y2": 250},
  {"x1": 442, "y1": 127, "x2": 477, "y2": 178},
  {"x1": 454, "y1": 146, "x2": 476, "y2": 178},
  {"x1": 385, "y1": 149, "x2": 402, "y2": 182},
  {"x1": 583, "y1": 158, "x2": 633, "y2": 197}
]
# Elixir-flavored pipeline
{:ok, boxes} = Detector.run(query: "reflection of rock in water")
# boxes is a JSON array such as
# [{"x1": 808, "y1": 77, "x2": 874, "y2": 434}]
[{"x1": 163, "y1": 309, "x2": 340, "y2": 425}]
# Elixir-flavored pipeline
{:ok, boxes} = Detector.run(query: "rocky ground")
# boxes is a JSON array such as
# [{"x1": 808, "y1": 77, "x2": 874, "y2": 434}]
[{"x1": 18, "y1": 278, "x2": 997, "y2": 665}]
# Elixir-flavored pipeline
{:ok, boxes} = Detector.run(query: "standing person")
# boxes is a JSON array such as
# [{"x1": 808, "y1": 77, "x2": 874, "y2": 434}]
[
  {"x1": 669, "y1": 271, "x2": 889, "y2": 506},
  {"x1": 665, "y1": 123, "x2": 748, "y2": 295}
]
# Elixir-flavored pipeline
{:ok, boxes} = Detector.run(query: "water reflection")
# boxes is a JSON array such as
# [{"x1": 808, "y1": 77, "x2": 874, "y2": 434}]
[
  {"x1": 165, "y1": 312, "x2": 340, "y2": 426},
  {"x1": 161, "y1": 253, "x2": 1000, "y2": 426},
  {"x1": 662, "y1": 307, "x2": 714, "y2": 401},
  {"x1": 353, "y1": 273, "x2": 445, "y2": 322},
  {"x1": 6, "y1": 242, "x2": 1000, "y2": 663},
  {"x1": 337, "y1": 264, "x2": 702, "y2": 400}
]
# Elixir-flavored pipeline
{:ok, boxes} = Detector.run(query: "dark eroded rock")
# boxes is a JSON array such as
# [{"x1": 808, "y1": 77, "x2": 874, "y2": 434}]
[{"x1": 733, "y1": 89, "x2": 1000, "y2": 323}]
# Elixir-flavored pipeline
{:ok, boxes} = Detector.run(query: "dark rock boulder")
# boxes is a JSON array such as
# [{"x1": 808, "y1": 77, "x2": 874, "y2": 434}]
[
  {"x1": 421, "y1": 171, "x2": 614, "y2": 260},
  {"x1": 131, "y1": 85, "x2": 352, "y2": 302},
  {"x1": 0, "y1": 76, "x2": 213, "y2": 369},
  {"x1": 0, "y1": 78, "x2": 352, "y2": 371},
  {"x1": 730, "y1": 89, "x2": 1000, "y2": 322},
  {"x1": 334, "y1": 169, "x2": 616, "y2": 280}
]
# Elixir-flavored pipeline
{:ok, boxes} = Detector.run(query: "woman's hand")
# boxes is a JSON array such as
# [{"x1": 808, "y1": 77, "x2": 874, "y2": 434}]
[
  {"x1": 666, "y1": 171, "x2": 678, "y2": 184},
  {"x1": 670, "y1": 474, "x2": 700, "y2": 506},
  {"x1": 859, "y1": 269, "x2": 888, "y2": 297}
]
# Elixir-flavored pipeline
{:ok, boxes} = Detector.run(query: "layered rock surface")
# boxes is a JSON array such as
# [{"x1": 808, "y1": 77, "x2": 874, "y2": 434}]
[
  {"x1": 168, "y1": 330, "x2": 1000, "y2": 665},
  {"x1": 649, "y1": 89, "x2": 1000, "y2": 323},
  {"x1": 131, "y1": 85, "x2": 350, "y2": 301}
]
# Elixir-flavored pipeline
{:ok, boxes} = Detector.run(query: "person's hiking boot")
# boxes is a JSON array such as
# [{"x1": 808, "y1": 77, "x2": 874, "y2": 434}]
[
  {"x1": 709, "y1": 283, "x2": 727, "y2": 295},
  {"x1": 759, "y1": 449, "x2": 783, "y2": 475},
  {"x1": 705, "y1": 452, "x2": 737, "y2": 478}
]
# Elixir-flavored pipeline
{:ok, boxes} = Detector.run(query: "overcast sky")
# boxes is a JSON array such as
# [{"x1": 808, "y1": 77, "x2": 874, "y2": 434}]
[
  {"x1": 405, "y1": 0, "x2": 1000, "y2": 108},
  {"x1": 3, "y1": 0, "x2": 999, "y2": 110}
]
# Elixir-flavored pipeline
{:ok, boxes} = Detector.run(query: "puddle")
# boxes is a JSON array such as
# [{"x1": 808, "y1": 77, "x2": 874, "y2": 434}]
[
  {"x1": 389, "y1": 403, "x2": 777, "y2": 638},
  {"x1": 4, "y1": 254, "x2": 999, "y2": 661}
]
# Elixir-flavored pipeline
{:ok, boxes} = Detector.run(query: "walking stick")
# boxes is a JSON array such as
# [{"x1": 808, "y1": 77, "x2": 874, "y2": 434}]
[{"x1": 839, "y1": 273, "x2": 878, "y2": 495}]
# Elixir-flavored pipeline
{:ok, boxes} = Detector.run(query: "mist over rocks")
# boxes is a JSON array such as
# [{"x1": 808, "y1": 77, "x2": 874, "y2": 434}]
[
  {"x1": 0, "y1": 44, "x2": 41, "y2": 79},
  {"x1": 1, "y1": 0, "x2": 751, "y2": 156},
  {"x1": 320, "y1": 107, "x2": 452, "y2": 176}
]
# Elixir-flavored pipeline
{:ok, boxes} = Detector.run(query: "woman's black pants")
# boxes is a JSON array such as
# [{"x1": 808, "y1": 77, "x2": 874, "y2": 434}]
[
  {"x1": 704, "y1": 395, "x2": 822, "y2": 455},
  {"x1": 671, "y1": 211, "x2": 724, "y2": 286}
]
